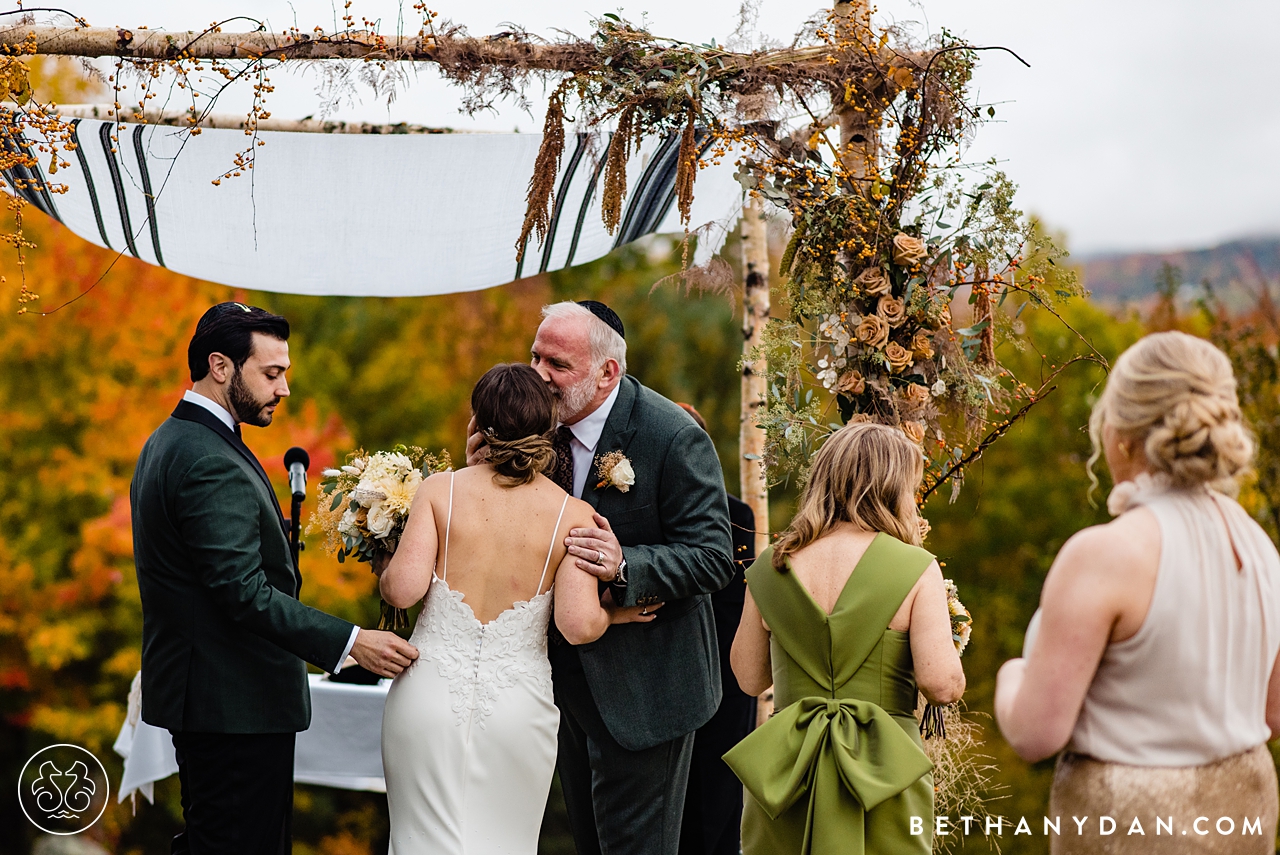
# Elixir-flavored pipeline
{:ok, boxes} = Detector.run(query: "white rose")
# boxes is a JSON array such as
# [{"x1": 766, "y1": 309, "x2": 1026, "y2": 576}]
[
  {"x1": 610, "y1": 459, "x2": 635, "y2": 492},
  {"x1": 366, "y1": 502, "x2": 396, "y2": 538},
  {"x1": 337, "y1": 508, "x2": 359, "y2": 536}
]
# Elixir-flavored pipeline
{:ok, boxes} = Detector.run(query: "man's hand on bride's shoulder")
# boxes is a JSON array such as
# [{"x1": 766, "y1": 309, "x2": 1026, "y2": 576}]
[
  {"x1": 465, "y1": 415, "x2": 489, "y2": 467},
  {"x1": 601, "y1": 588, "x2": 661, "y2": 625}
]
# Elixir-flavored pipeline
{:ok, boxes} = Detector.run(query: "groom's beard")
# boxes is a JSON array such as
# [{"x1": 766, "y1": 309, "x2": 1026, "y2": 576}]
[
  {"x1": 228, "y1": 368, "x2": 281, "y2": 428},
  {"x1": 556, "y1": 374, "x2": 598, "y2": 424}
]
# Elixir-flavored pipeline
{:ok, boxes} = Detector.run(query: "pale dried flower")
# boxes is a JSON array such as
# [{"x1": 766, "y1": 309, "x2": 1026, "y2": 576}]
[
  {"x1": 836, "y1": 370, "x2": 866, "y2": 394},
  {"x1": 877, "y1": 295, "x2": 906, "y2": 327},
  {"x1": 912, "y1": 330, "x2": 936, "y2": 360},
  {"x1": 901, "y1": 420, "x2": 926, "y2": 444},
  {"x1": 855, "y1": 267, "x2": 891, "y2": 296},
  {"x1": 885, "y1": 342, "x2": 914, "y2": 373},
  {"x1": 855, "y1": 314, "x2": 890, "y2": 349},
  {"x1": 904, "y1": 383, "x2": 930, "y2": 405},
  {"x1": 892, "y1": 233, "x2": 928, "y2": 267}
]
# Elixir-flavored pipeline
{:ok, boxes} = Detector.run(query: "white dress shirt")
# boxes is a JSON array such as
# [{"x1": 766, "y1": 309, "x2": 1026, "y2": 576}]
[
  {"x1": 563, "y1": 383, "x2": 621, "y2": 499},
  {"x1": 182, "y1": 389, "x2": 235, "y2": 430},
  {"x1": 182, "y1": 389, "x2": 359, "y2": 672}
]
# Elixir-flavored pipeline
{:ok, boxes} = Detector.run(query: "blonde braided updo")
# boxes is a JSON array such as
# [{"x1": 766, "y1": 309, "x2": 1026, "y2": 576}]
[{"x1": 1088, "y1": 331, "x2": 1254, "y2": 495}]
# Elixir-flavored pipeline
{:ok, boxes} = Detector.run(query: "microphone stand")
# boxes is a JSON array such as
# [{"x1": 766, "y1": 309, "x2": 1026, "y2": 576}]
[
  {"x1": 289, "y1": 491, "x2": 304, "y2": 570},
  {"x1": 283, "y1": 446, "x2": 310, "y2": 571}
]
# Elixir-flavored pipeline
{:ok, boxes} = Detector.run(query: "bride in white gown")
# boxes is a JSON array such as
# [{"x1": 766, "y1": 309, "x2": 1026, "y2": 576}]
[{"x1": 377, "y1": 363, "x2": 658, "y2": 854}]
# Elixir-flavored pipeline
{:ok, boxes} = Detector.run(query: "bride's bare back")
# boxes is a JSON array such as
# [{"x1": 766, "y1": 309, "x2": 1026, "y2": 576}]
[{"x1": 383, "y1": 467, "x2": 590, "y2": 623}]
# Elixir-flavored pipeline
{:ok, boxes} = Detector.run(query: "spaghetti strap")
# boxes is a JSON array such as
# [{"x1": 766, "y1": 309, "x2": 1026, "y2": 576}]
[
  {"x1": 440, "y1": 470, "x2": 455, "y2": 581},
  {"x1": 537, "y1": 494, "x2": 571, "y2": 596}
]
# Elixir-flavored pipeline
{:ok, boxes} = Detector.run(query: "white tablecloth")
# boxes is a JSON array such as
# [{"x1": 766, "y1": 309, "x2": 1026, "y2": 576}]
[{"x1": 114, "y1": 674, "x2": 391, "y2": 803}]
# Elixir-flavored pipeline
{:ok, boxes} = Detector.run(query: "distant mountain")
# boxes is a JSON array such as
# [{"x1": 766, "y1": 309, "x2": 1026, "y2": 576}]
[{"x1": 1077, "y1": 237, "x2": 1280, "y2": 301}]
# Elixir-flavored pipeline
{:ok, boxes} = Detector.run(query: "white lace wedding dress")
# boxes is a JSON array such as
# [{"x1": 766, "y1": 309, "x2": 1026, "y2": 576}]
[{"x1": 382, "y1": 473, "x2": 568, "y2": 854}]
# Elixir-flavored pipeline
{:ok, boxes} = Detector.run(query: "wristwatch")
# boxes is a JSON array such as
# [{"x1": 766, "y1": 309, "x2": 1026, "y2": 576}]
[{"x1": 613, "y1": 556, "x2": 628, "y2": 587}]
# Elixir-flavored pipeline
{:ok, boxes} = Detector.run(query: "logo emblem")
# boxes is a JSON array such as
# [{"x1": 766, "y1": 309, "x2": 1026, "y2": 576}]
[{"x1": 18, "y1": 744, "x2": 109, "y2": 835}]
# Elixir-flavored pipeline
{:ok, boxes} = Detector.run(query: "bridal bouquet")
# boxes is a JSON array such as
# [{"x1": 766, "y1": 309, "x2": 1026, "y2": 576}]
[
  {"x1": 945, "y1": 578, "x2": 972, "y2": 656},
  {"x1": 309, "y1": 445, "x2": 451, "y2": 628},
  {"x1": 920, "y1": 579, "x2": 972, "y2": 740}
]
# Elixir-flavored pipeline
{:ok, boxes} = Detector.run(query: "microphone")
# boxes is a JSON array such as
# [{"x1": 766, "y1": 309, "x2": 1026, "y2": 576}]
[{"x1": 284, "y1": 447, "x2": 310, "y2": 500}]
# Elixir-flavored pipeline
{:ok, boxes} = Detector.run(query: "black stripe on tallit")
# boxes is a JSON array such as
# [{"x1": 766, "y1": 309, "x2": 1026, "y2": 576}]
[
  {"x1": 0, "y1": 129, "x2": 60, "y2": 220},
  {"x1": 641, "y1": 130, "x2": 714, "y2": 237},
  {"x1": 132, "y1": 125, "x2": 165, "y2": 267},
  {"x1": 70, "y1": 120, "x2": 112, "y2": 249},
  {"x1": 564, "y1": 132, "x2": 612, "y2": 268},
  {"x1": 612, "y1": 131, "x2": 681, "y2": 249},
  {"x1": 99, "y1": 122, "x2": 140, "y2": 258},
  {"x1": 538, "y1": 133, "x2": 588, "y2": 275}
]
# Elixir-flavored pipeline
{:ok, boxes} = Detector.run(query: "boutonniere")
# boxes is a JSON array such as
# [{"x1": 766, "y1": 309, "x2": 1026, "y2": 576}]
[{"x1": 595, "y1": 451, "x2": 635, "y2": 493}]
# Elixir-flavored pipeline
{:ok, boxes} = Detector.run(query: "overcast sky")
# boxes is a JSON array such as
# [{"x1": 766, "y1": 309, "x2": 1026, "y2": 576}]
[{"x1": 52, "y1": 0, "x2": 1280, "y2": 255}]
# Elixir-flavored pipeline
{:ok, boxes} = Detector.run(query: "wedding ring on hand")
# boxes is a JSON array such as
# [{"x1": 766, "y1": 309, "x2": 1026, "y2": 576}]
[
  {"x1": 596, "y1": 550, "x2": 604, "y2": 565},
  {"x1": 641, "y1": 607, "x2": 648, "y2": 615}
]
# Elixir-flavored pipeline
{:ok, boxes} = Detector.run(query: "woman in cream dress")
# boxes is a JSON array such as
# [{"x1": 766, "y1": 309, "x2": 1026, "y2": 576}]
[{"x1": 995, "y1": 331, "x2": 1280, "y2": 853}]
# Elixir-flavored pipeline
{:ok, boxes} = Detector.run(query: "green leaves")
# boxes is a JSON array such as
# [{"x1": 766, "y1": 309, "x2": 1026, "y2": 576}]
[{"x1": 954, "y1": 320, "x2": 990, "y2": 337}]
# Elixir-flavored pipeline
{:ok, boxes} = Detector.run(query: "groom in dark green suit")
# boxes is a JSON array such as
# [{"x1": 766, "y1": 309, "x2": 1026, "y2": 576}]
[
  {"x1": 468, "y1": 300, "x2": 735, "y2": 855},
  {"x1": 132, "y1": 303, "x2": 419, "y2": 855}
]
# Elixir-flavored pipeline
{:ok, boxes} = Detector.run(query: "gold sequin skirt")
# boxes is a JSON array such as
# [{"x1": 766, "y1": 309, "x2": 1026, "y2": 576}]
[{"x1": 1048, "y1": 744, "x2": 1278, "y2": 854}]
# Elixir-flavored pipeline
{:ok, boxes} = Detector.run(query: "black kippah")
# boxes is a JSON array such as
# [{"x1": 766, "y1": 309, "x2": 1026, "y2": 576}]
[{"x1": 576, "y1": 300, "x2": 625, "y2": 340}]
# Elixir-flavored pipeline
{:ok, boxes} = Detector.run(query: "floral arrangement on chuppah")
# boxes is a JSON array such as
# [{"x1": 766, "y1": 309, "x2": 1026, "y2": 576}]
[{"x1": 308, "y1": 445, "x2": 451, "y2": 629}]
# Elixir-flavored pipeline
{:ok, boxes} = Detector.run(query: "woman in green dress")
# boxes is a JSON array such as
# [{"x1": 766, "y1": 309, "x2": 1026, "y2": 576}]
[{"x1": 725, "y1": 422, "x2": 965, "y2": 855}]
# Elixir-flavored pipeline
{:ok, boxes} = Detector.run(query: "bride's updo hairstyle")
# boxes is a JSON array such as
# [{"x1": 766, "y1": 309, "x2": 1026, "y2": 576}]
[
  {"x1": 772, "y1": 423, "x2": 924, "y2": 571},
  {"x1": 1088, "y1": 331, "x2": 1254, "y2": 496},
  {"x1": 471, "y1": 363, "x2": 557, "y2": 487}
]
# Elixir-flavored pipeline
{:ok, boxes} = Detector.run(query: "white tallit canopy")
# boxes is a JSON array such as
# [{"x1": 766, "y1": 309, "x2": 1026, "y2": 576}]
[{"x1": 11, "y1": 116, "x2": 743, "y2": 296}]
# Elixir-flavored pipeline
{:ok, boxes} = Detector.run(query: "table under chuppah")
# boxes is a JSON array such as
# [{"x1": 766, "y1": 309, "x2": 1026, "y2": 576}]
[{"x1": 114, "y1": 673, "x2": 391, "y2": 803}]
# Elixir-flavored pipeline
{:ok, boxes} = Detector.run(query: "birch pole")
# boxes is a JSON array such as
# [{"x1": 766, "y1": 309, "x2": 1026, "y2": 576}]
[
  {"x1": 739, "y1": 198, "x2": 770, "y2": 559},
  {"x1": 740, "y1": 197, "x2": 773, "y2": 728},
  {"x1": 834, "y1": 1, "x2": 877, "y2": 184}
]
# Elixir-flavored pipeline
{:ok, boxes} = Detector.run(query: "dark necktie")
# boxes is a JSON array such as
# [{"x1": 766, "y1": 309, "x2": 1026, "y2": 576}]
[{"x1": 551, "y1": 426, "x2": 576, "y2": 496}]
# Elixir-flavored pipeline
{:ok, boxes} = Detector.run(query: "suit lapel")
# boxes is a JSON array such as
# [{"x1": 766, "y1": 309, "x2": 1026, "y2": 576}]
[
  {"x1": 584, "y1": 377, "x2": 638, "y2": 511},
  {"x1": 171, "y1": 401, "x2": 291, "y2": 538}
]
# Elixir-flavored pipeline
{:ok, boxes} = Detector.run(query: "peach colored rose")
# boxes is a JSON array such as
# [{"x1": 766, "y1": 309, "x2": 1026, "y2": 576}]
[
  {"x1": 877, "y1": 295, "x2": 906, "y2": 327},
  {"x1": 855, "y1": 314, "x2": 890, "y2": 349},
  {"x1": 885, "y1": 342, "x2": 914, "y2": 373},
  {"x1": 847, "y1": 413, "x2": 874, "y2": 425},
  {"x1": 901, "y1": 420, "x2": 926, "y2": 444},
  {"x1": 911, "y1": 330, "x2": 936, "y2": 360},
  {"x1": 836, "y1": 370, "x2": 866, "y2": 394},
  {"x1": 855, "y1": 267, "x2": 891, "y2": 296},
  {"x1": 892, "y1": 233, "x2": 928, "y2": 267},
  {"x1": 903, "y1": 383, "x2": 930, "y2": 405}
]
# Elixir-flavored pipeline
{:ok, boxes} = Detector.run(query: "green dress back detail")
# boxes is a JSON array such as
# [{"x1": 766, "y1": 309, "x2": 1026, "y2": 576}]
[{"x1": 723, "y1": 534, "x2": 935, "y2": 855}]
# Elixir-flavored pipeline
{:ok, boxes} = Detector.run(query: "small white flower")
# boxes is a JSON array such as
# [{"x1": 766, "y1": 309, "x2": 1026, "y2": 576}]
[
  {"x1": 818, "y1": 357, "x2": 829, "y2": 369},
  {"x1": 322, "y1": 468, "x2": 342, "y2": 478},
  {"x1": 337, "y1": 508, "x2": 359, "y2": 536},
  {"x1": 931, "y1": 379, "x2": 947, "y2": 396},
  {"x1": 341, "y1": 465, "x2": 363, "y2": 476},
  {"x1": 835, "y1": 357, "x2": 847, "y2": 368}
]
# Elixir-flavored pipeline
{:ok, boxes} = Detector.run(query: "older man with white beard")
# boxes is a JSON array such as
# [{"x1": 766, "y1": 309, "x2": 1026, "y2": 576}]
[{"x1": 468, "y1": 300, "x2": 734, "y2": 855}]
